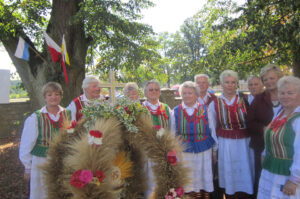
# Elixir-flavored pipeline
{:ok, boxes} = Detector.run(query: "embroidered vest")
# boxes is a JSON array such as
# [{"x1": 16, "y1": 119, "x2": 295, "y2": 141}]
[
  {"x1": 31, "y1": 109, "x2": 71, "y2": 157},
  {"x1": 145, "y1": 103, "x2": 170, "y2": 129},
  {"x1": 73, "y1": 95, "x2": 84, "y2": 121},
  {"x1": 214, "y1": 95, "x2": 249, "y2": 138},
  {"x1": 263, "y1": 112, "x2": 300, "y2": 176},
  {"x1": 174, "y1": 103, "x2": 214, "y2": 153}
]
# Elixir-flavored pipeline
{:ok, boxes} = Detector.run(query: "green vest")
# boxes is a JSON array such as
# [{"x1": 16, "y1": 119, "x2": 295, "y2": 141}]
[
  {"x1": 263, "y1": 112, "x2": 300, "y2": 175},
  {"x1": 146, "y1": 103, "x2": 170, "y2": 129},
  {"x1": 31, "y1": 109, "x2": 71, "y2": 157}
]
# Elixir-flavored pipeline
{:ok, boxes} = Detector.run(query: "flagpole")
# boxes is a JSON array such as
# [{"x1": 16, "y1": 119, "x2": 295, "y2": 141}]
[{"x1": 28, "y1": 46, "x2": 49, "y2": 64}]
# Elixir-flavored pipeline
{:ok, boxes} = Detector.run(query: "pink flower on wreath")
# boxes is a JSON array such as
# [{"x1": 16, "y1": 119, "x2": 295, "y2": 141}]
[
  {"x1": 79, "y1": 170, "x2": 93, "y2": 184},
  {"x1": 71, "y1": 170, "x2": 87, "y2": 189},
  {"x1": 165, "y1": 187, "x2": 185, "y2": 199},
  {"x1": 175, "y1": 187, "x2": 184, "y2": 197},
  {"x1": 167, "y1": 150, "x2": 177, "y2": 166}
]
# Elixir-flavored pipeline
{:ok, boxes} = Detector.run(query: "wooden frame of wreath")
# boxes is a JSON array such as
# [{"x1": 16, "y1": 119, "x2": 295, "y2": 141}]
[{"x1": 42, "y1": 100, "x2": 189, "y2": 199}]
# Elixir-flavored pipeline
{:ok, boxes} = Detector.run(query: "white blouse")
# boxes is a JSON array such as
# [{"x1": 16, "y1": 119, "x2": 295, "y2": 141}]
[
  {"x1": 19, "y1": 106, "x2": 66, "y2": 170},
  {"x1": 197, "y1": 92, "x2": 213, "y2": 105}
]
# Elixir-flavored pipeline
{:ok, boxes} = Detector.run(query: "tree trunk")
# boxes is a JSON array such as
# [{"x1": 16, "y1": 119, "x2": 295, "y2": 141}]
[
  {"x1": 292, "y1": 51, "x2": 300, "y2": 78},
  {"x1": 2, "y1": 0, "x2": 87, "y2": 109}
]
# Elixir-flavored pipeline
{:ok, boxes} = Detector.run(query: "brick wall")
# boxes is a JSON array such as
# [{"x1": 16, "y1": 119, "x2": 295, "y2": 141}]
[{"x1": 0, "y1": 101, "x2": 33, "y2": 138}]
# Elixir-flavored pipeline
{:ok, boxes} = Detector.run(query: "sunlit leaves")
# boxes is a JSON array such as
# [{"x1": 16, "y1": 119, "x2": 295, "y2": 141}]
[{"x1": 0, "y1": 0, "x2": 50, "y2": 43}]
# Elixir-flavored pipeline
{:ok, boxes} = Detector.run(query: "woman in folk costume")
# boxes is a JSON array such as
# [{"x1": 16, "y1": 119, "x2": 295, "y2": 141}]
[
  {"x1": 123, "y1": 82, "x2": 140, "y2": 102},
  {"x1": 208, "y1": 70, "x2": 254, "y2": 199},
  {"x1": 67, "y1": 75, "x2": 104, "y2": 121},
  {"x1": 246, "y1": 64, "x2": 283, "y2": 197},
  {"x1": 257, "y1": 76, "x2": 300, "y2": 199},
  {"x1": 143, "y1": 79, "x2": 171, "y2": 130},
  {"x1": 19, "y1": 82, "x2": 73, "y2": 199},
  {"x1": 143, "y1": 80, "x2": 172, "y2": 198},
  {"x1": 171, "y1": 81, "x2": 217, "y2": 199}
]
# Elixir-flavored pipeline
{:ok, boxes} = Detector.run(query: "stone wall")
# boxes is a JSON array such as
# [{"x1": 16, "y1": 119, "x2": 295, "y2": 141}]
[{"x1": 0, "y1": 100, "x2": 33, "y2": 138}]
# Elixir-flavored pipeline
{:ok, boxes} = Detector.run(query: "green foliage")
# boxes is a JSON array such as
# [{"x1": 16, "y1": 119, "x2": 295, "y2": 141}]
[
  {"x1": 10, "y1": 80, "x2": 28, "y2": 99},
  {"x1": 155, "y1": 0, "x2": 299, "y2": 84},
  {"x1": 197, "y1": 0, "x2": 300, "y2": 79},
  {"x1": 74, "y1": 0, "x2": 158, "y2": 73},
  {"x1": 155, "y1": 17, "x2": 208, "y2": 84},
  {"x1": 81, "y1": 97, "x2": 148, "y2": 133},
  {"x1": 0, "y1": 0, "x2": 50, "y2": 46},
  {"x1": 1, "y1": 0, "x2": 159, "y2": 86}
]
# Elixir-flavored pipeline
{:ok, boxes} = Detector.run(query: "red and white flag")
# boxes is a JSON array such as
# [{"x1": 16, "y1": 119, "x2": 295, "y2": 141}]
[{"x1": 43, "y1": 32, "x2": 61, "y2": 62}]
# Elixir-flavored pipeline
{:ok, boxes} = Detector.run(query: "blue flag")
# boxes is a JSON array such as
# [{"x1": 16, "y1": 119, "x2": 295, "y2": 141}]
[{"x1": 14, "y1": 37, "x2": 30, "y2": 61}]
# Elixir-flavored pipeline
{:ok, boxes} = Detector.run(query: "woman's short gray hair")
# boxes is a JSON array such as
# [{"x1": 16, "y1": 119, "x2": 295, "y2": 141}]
[
  {"x1": 277, "y1": 76, "x2": 300, "y2": 94},
  {"x1": 220, "y1": 70, "x2": 238, "y2": 83},
  {"x1": 179, "y1": 81, "x2": 200, "y2": 97},
  {"x1": 82, "y1": 75, "x2": 100, "y2": 90},
  {"x1": 123, "y1": 82, "x2": 139, "y2": 95},
  {"x1": 260, "y1": 64, "x2": 283, "y2": 79},
  {"x1": 194, "y1": 74, "x2": 210, "y2": 85},
  {"x1": 144, "y1": 79, "x2": 160, "y2": 95}
]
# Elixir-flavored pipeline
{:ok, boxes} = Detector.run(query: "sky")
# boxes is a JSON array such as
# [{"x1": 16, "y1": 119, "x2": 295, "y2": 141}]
[{"x1": 0, "y1": 0, "x2": 206, "y2": 73}]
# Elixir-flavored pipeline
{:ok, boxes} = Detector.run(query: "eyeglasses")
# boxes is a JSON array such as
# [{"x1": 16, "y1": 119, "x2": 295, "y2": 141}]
[{"x1": 148, "y1": 88, "x2": 160, "y2": 92}]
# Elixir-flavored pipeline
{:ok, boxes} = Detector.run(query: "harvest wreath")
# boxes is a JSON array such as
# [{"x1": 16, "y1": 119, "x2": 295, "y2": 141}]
[{"x1": 42, "y1": 98, "x2": 189, "y2": 199}]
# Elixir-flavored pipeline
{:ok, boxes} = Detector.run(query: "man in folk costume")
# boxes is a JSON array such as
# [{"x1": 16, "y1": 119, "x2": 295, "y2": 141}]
[
  {"x1": 19, "y1": 82, "x2": 72, "y2": 199},
  {"x1": 67, "y1": 75, "x2": 105, "y2": 121},
  {"x1": 195, "y1": 74, "x2": 217, "y2": 106},
  {"x1": 142, "y1": 80, "x2": 172, "y2": 198},
  {"x1": 208, "y1": 70, "x2": 254, "y2": 199},
  {"x1": 171, "y1": 81, "x2": 217, "y2": 199}
]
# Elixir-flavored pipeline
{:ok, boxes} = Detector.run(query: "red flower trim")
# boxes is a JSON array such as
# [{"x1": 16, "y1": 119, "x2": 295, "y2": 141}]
[{"x1": 89, "y1": 130, "x2": 103, "y2": 138}]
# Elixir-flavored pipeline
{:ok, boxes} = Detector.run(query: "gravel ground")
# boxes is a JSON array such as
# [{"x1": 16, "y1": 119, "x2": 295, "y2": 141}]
[{"x1": 0, "y1": 136, "x2": 29, "y2": 199}]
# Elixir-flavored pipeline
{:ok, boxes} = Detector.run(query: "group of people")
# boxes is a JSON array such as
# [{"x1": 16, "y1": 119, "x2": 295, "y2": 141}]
[{"x1": 19, "y1": 64, "x2": 300, "y2": 199}]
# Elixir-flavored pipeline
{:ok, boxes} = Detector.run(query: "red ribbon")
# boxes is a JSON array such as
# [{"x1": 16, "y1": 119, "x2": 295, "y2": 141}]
[
  {"x1": 61, "y1": 59, "x2": 69, "y2": 83},
  {"x1": 195, "y1": 114, "x2": 207, "y2": 125},
  {"x1": 153, "y1": 125, "x2": 162, "y2": 130},
  {"x1": 270, "y1": 117, "x2": 287, "y2": 132}
]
